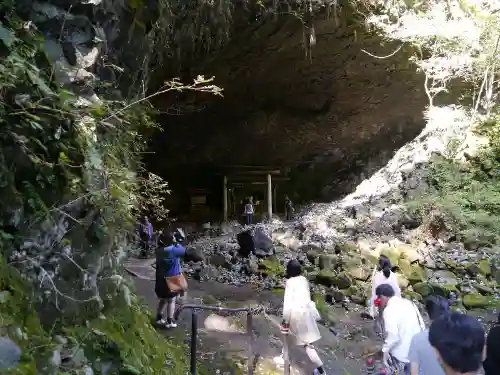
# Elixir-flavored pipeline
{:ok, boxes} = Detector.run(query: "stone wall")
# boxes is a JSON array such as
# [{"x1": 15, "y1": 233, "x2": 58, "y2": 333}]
[{"x1": 153, "y1": 13, "x2": 431, "y2": 201}]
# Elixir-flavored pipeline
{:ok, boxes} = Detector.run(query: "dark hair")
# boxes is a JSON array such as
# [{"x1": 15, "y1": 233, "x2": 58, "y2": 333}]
[
  {"x1": 425, "y1": 296, "x2": 450, "y2": 321},
  {"x1": 429, "y1": 312, "x2": 485, "y2": 373},
  {"x1": 375, "y1": 283, "x2": 395, "y2": 298},
  {"x1": 158, "y1": 231, "x2": 174, "y2": 247},
  {"x1": 378, "y1": 255, "x2": 392, "y2": 278},
  {"x1": 286, "y1": 259, "x2": 302, "y2": 278}
]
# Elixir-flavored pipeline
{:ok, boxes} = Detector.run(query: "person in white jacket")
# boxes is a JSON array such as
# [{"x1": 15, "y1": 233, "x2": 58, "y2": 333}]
[
  {"x1": 274, "y1": 259, "x2": 326, "y2": 375},
  {"x1": 369, "y1": 255, "x2": 402, "y2": 335},
  {"x1": 376, "y1": 284, "x2": 425, "y2": 375}
]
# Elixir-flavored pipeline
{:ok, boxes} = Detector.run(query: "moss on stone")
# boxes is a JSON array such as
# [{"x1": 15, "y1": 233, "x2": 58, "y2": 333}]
[
  {"x1": 258, "y1": 258, "x2": 285, "y2": 276},
  {"x1": 380, "y1": 247, "x2": 401, "y2": 266},
  {"x1": 462, "y1": 294, "x2": 492, "y2": 309},
  {"x1": 407, "y1": 264, "x2": 427, "y2": 284},
  {"x1": 403, "y1": 290, "x2": 423, "y2": 301},
  {"x1": 398, "y1": 258, "x2": 411, "y2": 275},
  {"x1": 412, "y1": 282, "x2": 458, "y2": 298},
  {"x1": 313, "y1": 270, "x2": 353, "y2": 289},
  {"x1": 478, "y1": 259, "x2": 491, "y2": 276}
]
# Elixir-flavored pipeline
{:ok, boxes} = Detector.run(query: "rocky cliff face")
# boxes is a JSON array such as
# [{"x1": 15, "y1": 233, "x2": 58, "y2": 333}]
[{"x1": 154, "y1": 13, "x2": 435, "y2": 200}]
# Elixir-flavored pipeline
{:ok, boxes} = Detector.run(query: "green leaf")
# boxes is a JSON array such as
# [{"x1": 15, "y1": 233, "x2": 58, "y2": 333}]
[
  {"x1": 26, "y1": 69, "x2": 54, "y2": 96},
  {"x1": 0, "y1": 23, "x2": 17, "y2": 48}
]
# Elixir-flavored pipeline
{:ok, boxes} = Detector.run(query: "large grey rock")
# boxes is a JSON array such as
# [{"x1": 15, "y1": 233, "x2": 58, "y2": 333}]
[{"x1": 0, "y1": 337, "x2": 21, "y2": 369}]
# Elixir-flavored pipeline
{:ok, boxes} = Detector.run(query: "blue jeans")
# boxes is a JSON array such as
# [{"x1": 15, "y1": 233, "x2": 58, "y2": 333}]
[{"x1": 246, "y1": 213, "x2": 253, "y2": 225}]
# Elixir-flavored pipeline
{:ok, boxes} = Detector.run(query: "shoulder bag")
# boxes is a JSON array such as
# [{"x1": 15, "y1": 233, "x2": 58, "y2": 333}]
[{"x1": 166, "y1": 273, "x2": 188, "y2": 293}]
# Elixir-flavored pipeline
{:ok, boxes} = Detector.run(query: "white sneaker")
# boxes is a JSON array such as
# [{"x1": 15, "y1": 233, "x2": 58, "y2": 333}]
[
  {"x1": 156, "y1": 319, "x2": 168, "y2": 328},
  {"x1": 166, "y1": 320, "x2": 178, "y2": 328},
  {"x1": 273, "y1": 355, "x2": 285, "y2": 366}
]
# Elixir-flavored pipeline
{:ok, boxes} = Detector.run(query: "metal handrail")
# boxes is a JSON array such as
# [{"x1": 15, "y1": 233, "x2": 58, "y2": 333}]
[{"x1": 174, "y1": 304, "x2": 293, "y2": 375}]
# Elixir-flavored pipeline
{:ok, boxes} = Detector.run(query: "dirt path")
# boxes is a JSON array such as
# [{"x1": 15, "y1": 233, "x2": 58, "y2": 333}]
[{"x1": 126, "y1": 258, "x2": 381, "y2": 375}]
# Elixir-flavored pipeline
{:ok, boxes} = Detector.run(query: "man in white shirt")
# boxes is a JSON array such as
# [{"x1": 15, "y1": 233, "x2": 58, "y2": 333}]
[{"x1": 376, "y1": 284, "x2": 425, "y2": 375}]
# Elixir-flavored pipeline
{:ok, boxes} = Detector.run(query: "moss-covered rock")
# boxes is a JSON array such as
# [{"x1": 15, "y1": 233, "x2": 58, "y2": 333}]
[
  {"x1": 444, "y1": 260, "x2": 458, "y2": 269},
  {"x1": 258, "y1": 258, "x2": 285, "y2": 276},
  {"x1": 462, "y1": 294, "x2": 494, "y2": 309},
  {"x1": 318, "y1": 254, "x2": 340, "y2": 271},
  {"x1": 413, "y1": 282, "x2": 458, "y2": 298},
  {"x1": 474, "y1": 284, "x2": 495, "y2": 295},
  {"x1": 313, "y1": 271, "x2": 353, "y2": 289},
  {"x1": 346, "y1": 265, "x2": 371, "y2": 281},
  {"x1": 306, "y1": 249, "x2": 322, "y2": 266},
  {"x1": 478, "y1": 259, "x2": 491, "y2": 277},
  {"x1": 398, "y1": 258, "x2": 411, "y2": 275},
  {"x1": 397, "y1": 274, "x2": 409, "y2": 289},
  {"x1": 403, "y1": 290, "x2": 423, "y2": 301},
  {"x1": 380, "y1": 247, "x2": 401, "y2": 266},
  {"x1": 407, "y1": 264, "x2": 427, "y2": 284}
]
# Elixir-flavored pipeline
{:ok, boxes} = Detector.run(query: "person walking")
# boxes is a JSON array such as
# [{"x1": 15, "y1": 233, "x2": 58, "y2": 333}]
[
  {"x1": 285, "y1": 195, "x2": 294, "y2": 221},
  {"x1": 429, "y1": 312, "x2": 485, "y2": 375},
  {"x1": 409, "y1": 296, "x2": 450, "y2": 375},
  {"x1": 483, "y1": 313, "x2": 500, "y2": 375},
  {"x1": 244, "y1": 197, "x2": 254, "y2": 225},
  {"x1": 376, "y1": 283, "x2": 425, "y2": 375},
  {"x1": 274, "y1": 259, "x2": 326, "y2": 375},
  {"x1": 138, "y1": 215, "x2": 153, "y2": 258},
  {"x1": 369, "y1": 255, "x2": 401, "y2": 335}
]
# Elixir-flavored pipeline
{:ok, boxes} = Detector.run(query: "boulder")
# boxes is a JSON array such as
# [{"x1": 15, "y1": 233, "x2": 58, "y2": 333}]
[
  {"x1": 318, "y1": 254, "x2": 339, "y2": 271},
  {"x1": 398, "y1": 258, "x2": 411, "y2": 275},
  {"x1": 478, "y1": 259, "x2": 491, "y2": 277},
  {"x1": 347, "y1": 266, "x2": 371, "y2": 281},
  {"x1": 253, "y1": 227, "x2": 274, "y2": 255},
  {"x1": 429, "y1": 270, "x2": 458, "y2": 286},
  {"x1": 258, "y1": 258, "x2": 285, "y2": 276},
  {"x1": 474, "y1": 284, "x2": 495, "y2": 295},
  {"x1": 236, "y1": 228, "x2": 274, "y2": 257},
  {"x1": 326, "y1": 290, "x2": 345, "y2": 303},
  {"x1": 407, "y1": 264, "x2": 427, "y2": 284},
  {"x1": 397, "y1": 274, "x2": 409, "y2": 289},
  {"x1": 0, "y1": 337, "x2": 21, "y2": 370},
  {"x1": 413, "y1": 282, "x2": 458, "y2": 298},
  {"x1": 462, "y1": 294, "x2": 493, "y2": 309},
  {"x1": 379, "y1": 247, "x2": 401, "y2": 266},
  {"x1": 237, "y1": 230, "x2": 255, "y2": 257},
  {"x1": 306, "y1": 249, "x2": 322, "y2": 265},
  {"x1": 314, "y1": 271, "x2": 353, "y2": 289}
]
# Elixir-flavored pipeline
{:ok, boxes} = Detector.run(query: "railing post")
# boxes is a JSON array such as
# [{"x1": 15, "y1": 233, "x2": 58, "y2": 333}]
[
  {"x1": 190, "y1": 309, "x2": 198, "y2": 375},
  {"x1": 246, "y1": 312, "x2": 253, "y2": 375}
]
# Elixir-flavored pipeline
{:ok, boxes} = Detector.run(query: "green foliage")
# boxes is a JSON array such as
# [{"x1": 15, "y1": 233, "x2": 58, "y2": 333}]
[
  {"x1": 409, "y1": 114, "x2": 500, "y2": 248},
  {"x1": 0, "y1": 6, "x2": 197, "y2": 375},
  {"x1": 0, "y1": 254, "x2": 192, "y2": 375}
]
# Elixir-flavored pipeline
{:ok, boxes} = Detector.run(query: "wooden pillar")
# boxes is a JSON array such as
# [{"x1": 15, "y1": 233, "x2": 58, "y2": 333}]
[
  {"x1": 267, "y1": 173, "x2": 272, "y2": 220},
  {"x1": 223, "y1": 176, "x2": 228, "y2": 222}
]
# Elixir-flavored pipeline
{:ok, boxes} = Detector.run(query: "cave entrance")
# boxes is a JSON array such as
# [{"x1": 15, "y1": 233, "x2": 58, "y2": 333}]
[{"x1": 221, "y1": 165, "x2": 289, "y2": 222}]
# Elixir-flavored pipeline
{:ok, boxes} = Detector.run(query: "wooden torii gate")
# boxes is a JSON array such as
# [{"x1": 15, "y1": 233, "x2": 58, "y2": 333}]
[{"x1": 220, "y1": 165, "x2": 289, "y2": 222}]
